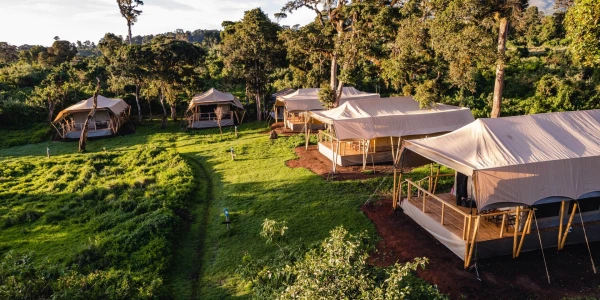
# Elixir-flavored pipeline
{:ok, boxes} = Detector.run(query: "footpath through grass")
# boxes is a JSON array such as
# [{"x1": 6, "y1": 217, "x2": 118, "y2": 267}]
[{"x1": 0, "y1": 121, "x2": 438, "y2": 299}]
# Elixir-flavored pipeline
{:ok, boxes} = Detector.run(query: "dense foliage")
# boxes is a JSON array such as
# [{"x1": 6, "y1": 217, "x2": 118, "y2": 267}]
[
  {"x1": 1, "y1": 1, "x2": 599, "y2": 127},
  {"x1": 242, "y1": 225, "x2": 447, "y2": 299},
  {"x1": 0, "y1": 145, "x2": 194, "y2": 298}
]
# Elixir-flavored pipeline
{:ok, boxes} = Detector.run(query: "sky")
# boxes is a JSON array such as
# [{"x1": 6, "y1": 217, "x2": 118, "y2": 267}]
[
  {"x1": 0, "y1": 0, "x2": 316, "y2": 46},
  {"x1": 0, "y1": 0, "x2": 555, "y2": 47}
]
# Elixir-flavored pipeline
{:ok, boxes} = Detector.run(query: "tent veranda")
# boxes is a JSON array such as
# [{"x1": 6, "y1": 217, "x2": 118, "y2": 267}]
[
  {"x1": 52, "y1": 95, "x2": 130, "y2": 139},
  {"x1": 185, "y1": 88, "x2": 246, "y2": 129},
  {"x1": 394, "y1": 110, "x2": 600, "y2": 267},
  {"x1": 307, "y1": 97, "x2": 474, "y2": 170}
]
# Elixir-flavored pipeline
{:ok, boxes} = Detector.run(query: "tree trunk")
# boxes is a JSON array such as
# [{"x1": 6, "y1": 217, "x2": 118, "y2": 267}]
[
  {"x1": 330, "y1": 54, "x2": 338, "y2": 91},
  {"x1": 128, "y1": 21, "x2": 133, "y2": 45},
  {"x1": 79, "y1": 79, "x2": 100, "y2": 152},
  {"x1": 491, "y1": 17, "x2": 509, "y2": 118},
  {"x1": 47, "y1": 98, "x2": 55, "y2": 122},
  {"x1": 170, "y1": 104, "x2": 177, "y2": 121},
  {"x1": 135, "y1": 83, "x2": 142, "y2": 122},
  {"x1": 256, "y1": 93, "x2": 262, "y2": 121},
  {"x1": 159, "y1": 89, "x2": 167, "y2": 129},
  {"x1": 334, "y1": 80, "x2": 344, "y2": 107}
]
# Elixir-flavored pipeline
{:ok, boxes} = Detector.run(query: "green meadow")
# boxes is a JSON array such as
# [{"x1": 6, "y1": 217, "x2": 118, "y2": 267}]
[{"x1": 0, "y1": 122, "x2": 445, "y2": 298}]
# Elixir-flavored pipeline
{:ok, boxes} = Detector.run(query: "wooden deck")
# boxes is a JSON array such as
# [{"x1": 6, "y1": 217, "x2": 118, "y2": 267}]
[{"x1": 405, "y1": 193, "x2": 518, "y2": 242}]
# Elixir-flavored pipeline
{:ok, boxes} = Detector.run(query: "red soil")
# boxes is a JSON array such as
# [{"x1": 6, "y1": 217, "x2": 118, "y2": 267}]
[
  {"x1": 286, "y1": 145, "x2": 393, "y2": 180},
  {"x1": 362, "y1": 199, "x2": 600, "y2": 299}
]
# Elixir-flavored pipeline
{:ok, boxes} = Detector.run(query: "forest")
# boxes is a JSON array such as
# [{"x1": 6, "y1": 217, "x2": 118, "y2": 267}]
[
  {"x1": 1, "y1": 0, "x2": 600, "y2": 299},
  {"x1": 1, "y1": 0, "x2": 599, "y2": 131}
]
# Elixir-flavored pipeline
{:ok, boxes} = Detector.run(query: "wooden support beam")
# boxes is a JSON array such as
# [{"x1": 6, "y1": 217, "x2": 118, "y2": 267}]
[
  {"x1": 441, "y1": 203, "x2": 445, "y2": 225},
  {"x1": 513, "y1": 206, "x2": 521, "y2": 258},
  {"x1": 462, "y1": 216, "x2": 468, "y2": 240},
  {"x1": 559, "y1": 202, "x2": 578, "y2": 250},
  {"x1": 558, "y1": 201, "x2": 565, "y2": 249},
  {"x1": 422, "y1": 192, "x2": 426, "y2": 213},
  {"x1": 429, "y1": 163, "x2": 433, "y2": 192},
  {"x1": 393, "y1": 168, "x2": 397, "y2": 210},
  {"x1": 464, "y1": 216, "x2": 481, "y2": 268},
  {"x1": 466, "y1": 215, "x2": 473, "y2": 243},
  {"x1": 499, "y1": 214, "x2": 506, "y2": 238},
  {"x1": 432, "y1": 165, "x2": 441, "y2": 194},
  {"x1": 516, "y1": 210, "x2": 533, "y2": 258}
]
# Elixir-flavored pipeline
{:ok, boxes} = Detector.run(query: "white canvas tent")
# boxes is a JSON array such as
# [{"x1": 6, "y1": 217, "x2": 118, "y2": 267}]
[
  {"x1": 395, "y1": 110, "x2": 600, "y2": 266},
  {"x1": 185, "y1": 88, "x2": 245, "y2": 129},
  {"x1": 401, "y1": 109, "x2": 600, "y2": 211},
  {"x1": 274, "y1": 87, "x2": 380, "y2": 132},
  {"x1": 308, "y1": 97, "x2": 474, "y2": 169},
  {"x1": 52, "y1": 95, "x2": 130, "y2": 139}
]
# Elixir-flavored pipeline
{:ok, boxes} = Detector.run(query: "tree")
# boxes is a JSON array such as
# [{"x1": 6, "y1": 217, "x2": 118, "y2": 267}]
[
  {"x1": 565, "y1": 0, "x2": 600, "y2": 67},
  {"x1": 79, "y1": 78, "x2": 100, "y2": 152},
  {"x1": 489, "y1": 0, "x2": 528, "y2": 118},
  {"x1": 34, "y1": 63, "x2": 72, "y2": 122},
  {"x1": 116, "y1": 0, "x2": 144, "y2": 45},
  {"x1": 214, "y1": 106, "x2": 224, "y2": 137},
  {"x1": 0, "y1": 42, "x2": 18, "y2": 64},
  {"x1": 149, "y1": 36, "x2": 203, "y2": 122},
  {"x1": 115, "y1": 44, "x2": 151, "y2": 122},
  {"x1": 221, "y1": 8, "x2": 285, "y2": 121}
]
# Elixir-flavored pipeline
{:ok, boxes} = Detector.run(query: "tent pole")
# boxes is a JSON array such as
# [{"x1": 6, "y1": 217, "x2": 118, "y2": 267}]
[
  {"x1": 513, "y1": 206, "x2": 521, "y2": 258},
  {"x1": 558, "y1": 201, "x2": 565, "y2": 248},
  {"x1": 533, "y1": 210, "x2": 552, "y2": 284},
  {"x1": 429, "y1": 163, "x2": 433, "y2": 192},
  {"x1": 393, "y1": 168, "x2": 397, "y2": 207},
  {"x1": 305, "y1": 112, "x2": 309, "y2": 150},
  {"x1": 577, "y1": 202, "x2": 597, "y2": 274},
  {"x1": 560, "y1": 202, "x2": 578, "y2": 250},
  {"x1": 390, "y1": 136, "x2": 395, "y2": 163},
  {"x1": 464, "y1": 216, "x2": 481, "y2": 269},
  {"x1": 433, "y1": 165, "x2": 441, "y2": 194},
  {"x1": 516, "y1": 209, "x2": 533, "y2": 257}
]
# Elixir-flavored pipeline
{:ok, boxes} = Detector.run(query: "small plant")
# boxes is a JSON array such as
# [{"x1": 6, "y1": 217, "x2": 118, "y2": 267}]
[{"x1": 260, "y1": 218, "x2": 288, "y2": 244}]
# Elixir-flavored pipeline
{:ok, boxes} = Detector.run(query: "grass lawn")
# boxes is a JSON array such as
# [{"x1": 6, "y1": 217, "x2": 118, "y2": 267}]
[{"x1": 0, "y1": 120, "x2": 437, "y2": 299}]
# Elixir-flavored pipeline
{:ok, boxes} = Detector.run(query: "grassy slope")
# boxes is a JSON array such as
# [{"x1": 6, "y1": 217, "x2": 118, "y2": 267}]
[{"x1": 0, "y1": 121, "x2": 440, "y2": 299}]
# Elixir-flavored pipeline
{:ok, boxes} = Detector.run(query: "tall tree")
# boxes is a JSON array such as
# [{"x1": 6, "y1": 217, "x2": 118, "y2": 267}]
[
  {"x1": 79, "y1": 78, "x2": 100, "y2": 152},
  {"x1": 489, "y1": 0, "x2": 527, "y2": 118},
  {"x1": 115, "y1": 44, "x2": 151, "y2": 122},
  {"x1": 221, "y1": 8, "x2": 285, "y2": 121},
  {"x1": 116, "y1": 0, "x2": 144, "y2": 45},
  {"x1": 150, "y1": 36, "x2": 203, "y2": 122},
  {"x1": 565, "y1": 0, "x2": 600, "y2": 67},
  {"x1": 34, "y1": 63, "x2": 72, "y2": 122}
]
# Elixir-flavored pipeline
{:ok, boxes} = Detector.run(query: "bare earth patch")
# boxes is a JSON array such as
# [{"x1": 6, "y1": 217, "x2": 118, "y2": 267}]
[
  {"x1": 362, "y1": 199, "x2": 600, "y2": 299},
  {"x1": 286, "y1": 145, "x2": 393, "y2": 180}
]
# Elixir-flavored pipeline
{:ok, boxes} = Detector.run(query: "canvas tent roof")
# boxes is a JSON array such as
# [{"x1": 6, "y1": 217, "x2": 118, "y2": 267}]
[
  {"x1": 276, "y1": 87, "x2": 380, "y2": 112},
  {"x1": 401, "y1": 110, "x2": 600, "y2": 211},
  {"x1": 54, "y1": 95, "x2": 129, "y2": 122},
  {"x1": 188, "y1": 88, "x2": 244, "y2": 110},
  {"x1": 309, "y1": 97, "x2": 474, "y2": 141}
]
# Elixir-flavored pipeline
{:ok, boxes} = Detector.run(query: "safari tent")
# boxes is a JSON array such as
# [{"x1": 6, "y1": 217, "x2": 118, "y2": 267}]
[
  {"x1": 394, "y1": 110, "x2": 600, "y2": 268},
  {"x1": 52, "y1": 95, "x2": 130, "y2": 139},
  {"x1": 185, "y1": 88, "x2": 245, "y2": 129},
  {"x1": 307, "y1": 97, "x2": 474, "y2": 171},
  {"x1": 273, "y1": 87, "x2": 379, "y2": 132}
]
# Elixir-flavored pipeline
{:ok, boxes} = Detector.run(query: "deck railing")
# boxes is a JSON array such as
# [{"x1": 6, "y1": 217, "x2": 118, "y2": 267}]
[
  {"x1": 187, "y1": 111, "x2": 233, "y2": 122},
  {"x1": 317, "y1": 130, "x2": 377, "y2": 155},
  {"x1": 401, "y1": 175, "x2": 534, "y2": 267}
]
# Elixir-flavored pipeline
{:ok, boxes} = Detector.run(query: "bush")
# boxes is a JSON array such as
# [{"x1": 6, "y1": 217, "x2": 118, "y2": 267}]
[{"x1": 242, "y1": 226, "x2": 448, "y2": 299}]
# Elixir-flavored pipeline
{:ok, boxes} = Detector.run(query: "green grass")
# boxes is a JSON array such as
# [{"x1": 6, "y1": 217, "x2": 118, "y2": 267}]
[
  {"x1": 0, "y1": 123, "x2": 52, "y2": 148},
  {"x1": 0, "y1": 120, "x2": 439, "y2": 299}
]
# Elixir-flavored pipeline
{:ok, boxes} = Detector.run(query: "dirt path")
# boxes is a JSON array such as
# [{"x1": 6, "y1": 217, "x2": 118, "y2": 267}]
[
  {"x1": 166, "y1": 154, "x2": 214, "y2": 299},
  {"x1": 363, "y1": 199, "x2": 600, "y2": 299}
]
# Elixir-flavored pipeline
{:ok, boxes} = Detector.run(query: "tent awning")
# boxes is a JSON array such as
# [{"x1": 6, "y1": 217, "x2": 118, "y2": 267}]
[
  {"x1": 309, "y1": 97, "x2": 474, "y2": 140},
  {"x1": 188, "y1": 88, "x2": 244, "y2": 110},
  {"x1": 53, "y1": 95, "x2": 129, "y2": 122},
  {"x1": 401, "y1": 110, "x2": 600, "y2": 210}
]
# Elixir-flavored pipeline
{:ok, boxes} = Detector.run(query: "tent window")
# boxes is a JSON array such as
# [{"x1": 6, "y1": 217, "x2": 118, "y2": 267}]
[
  {"x1": 578, "y1": 197, "x2": 600, "y2": 213},
  {"x1": 534, "y1": 202, "x2": 562, "y2": 219}
]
